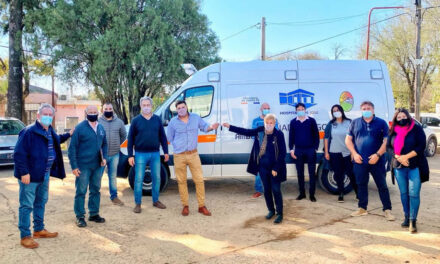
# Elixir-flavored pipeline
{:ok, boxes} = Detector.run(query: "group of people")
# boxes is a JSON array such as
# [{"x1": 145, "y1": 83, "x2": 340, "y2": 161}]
[
  {"x1": 13, "y1": 97, "x2": 429, "y2": 249},
  {"x1": 224, "y1": 101, "x2": 429, "y2": 228}
]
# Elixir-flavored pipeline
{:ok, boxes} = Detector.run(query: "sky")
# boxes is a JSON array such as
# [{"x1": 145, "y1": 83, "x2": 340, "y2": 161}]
[{"x1": 1, "y1": 0, "x2": 414, "y2": 95}]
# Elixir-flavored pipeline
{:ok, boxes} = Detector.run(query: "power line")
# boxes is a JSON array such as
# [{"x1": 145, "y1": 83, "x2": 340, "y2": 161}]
[
  {"x1": 267, "y1": 12, "x2": 408, "y2": 59},
  {"x1": 221, "y1": 23, "x2": 260, "y2": 42}
]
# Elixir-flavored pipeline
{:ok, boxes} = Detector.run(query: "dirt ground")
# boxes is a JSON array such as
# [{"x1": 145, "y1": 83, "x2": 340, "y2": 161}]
[{"x1": 0, "y1": 155, "x2": 439, "y2": 264}]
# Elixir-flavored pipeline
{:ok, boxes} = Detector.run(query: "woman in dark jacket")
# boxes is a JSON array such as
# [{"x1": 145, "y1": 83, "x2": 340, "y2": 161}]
[
  {"x1": 223, "y1": 114, "x2": 287, "y2": 224},
  {"x1": 387, "y1": 108, "x2": 429, "y2": 233},
  {"x1": 324, "y1": 104, "x2": 357, "y2": 203}
]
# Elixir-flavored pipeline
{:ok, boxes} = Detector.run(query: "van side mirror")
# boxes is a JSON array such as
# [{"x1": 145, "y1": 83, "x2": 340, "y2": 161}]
[{"x1": 422, "y1": 123, "x2": 427, "y2": 129}]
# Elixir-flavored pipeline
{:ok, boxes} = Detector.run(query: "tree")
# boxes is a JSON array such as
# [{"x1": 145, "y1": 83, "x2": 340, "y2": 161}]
[
  {"x1": 331, "y1": 43, "x2": 346, "y2": 60},
  {"x1": 29, "y1": 0, "x2": 220, "y2": 123},
  {"x1": 360, "y1": 8, "x2": 440, "y2": 112},
  {"x1": 268, "y1": 50, "x2": 327, "y2": 61}
]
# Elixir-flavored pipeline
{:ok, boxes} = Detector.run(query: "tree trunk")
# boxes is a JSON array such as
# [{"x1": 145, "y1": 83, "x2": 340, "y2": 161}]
[{"x1": 6, "y1": 0, "x2": 24, "y2": 120}]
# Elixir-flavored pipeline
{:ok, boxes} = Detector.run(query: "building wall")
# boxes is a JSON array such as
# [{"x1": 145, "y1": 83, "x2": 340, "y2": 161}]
[{"x1": 55, "y1": 101, "x2": 101, "y2": 132}]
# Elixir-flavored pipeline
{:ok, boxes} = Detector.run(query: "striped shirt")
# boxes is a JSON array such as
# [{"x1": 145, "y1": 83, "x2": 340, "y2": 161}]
[{"x1": 45, "y1": 131, "x2": 56, "y2": 176}]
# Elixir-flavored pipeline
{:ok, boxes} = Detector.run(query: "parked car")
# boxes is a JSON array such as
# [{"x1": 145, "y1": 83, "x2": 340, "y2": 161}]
[
  {"x1": 0, "y1": 118, "x2": 25, "y2": 166},
  {"x1": 419, "y1": 114, "x2": 440, "y2": 144},
  {"x1": 410, "y1": 114, "x2": 438, "y2": 157}
]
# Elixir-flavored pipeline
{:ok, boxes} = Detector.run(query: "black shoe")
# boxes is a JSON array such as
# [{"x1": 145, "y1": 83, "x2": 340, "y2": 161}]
[
  {"x1": 296, "y1": 194, "x2": 306, "y2": 200},
  {"x1": 265, "y1": 211, "x2": 275, "y2": 220},
  {"x1": 409, "y1": 220, "x2": 417, "y2": 233},
  {"x1": 310, "y1": 196, "x2": 317, "y2": 202},
  {"x1": 338, "y1": 194, "x2": 344, "y2": 203},
  {"x1": 76, "y1": 218, "x2": 87, "y2": 228},
  {"x1": 274, "y1": 214, "x2": 283, "y2": 224},
  {"x1": 88, "y1": 215, "x2": 106, "y2": 223},
  {"x1": 401, "y1": 217, "x2": 409, "y2": 228}
]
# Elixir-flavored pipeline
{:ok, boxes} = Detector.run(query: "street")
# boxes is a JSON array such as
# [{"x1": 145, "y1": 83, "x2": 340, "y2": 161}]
[{"x1": 0, "y1": 155, "x2": 439, "y2": 264}]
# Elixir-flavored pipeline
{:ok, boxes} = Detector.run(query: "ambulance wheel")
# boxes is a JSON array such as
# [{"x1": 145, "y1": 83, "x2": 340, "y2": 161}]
[
  {"x1": 128, "y1": 161, "x2": 170, "y2": 196},
  {"x1": 317, "y1": 162, "x2": 353, "y2": 195}
]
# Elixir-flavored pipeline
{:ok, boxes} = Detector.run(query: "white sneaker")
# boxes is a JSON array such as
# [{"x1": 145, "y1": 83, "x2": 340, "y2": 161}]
[
  {"x1": 384, "y1": 209, "x2": 395, "y2": 221},
  {"x1": 351, "y1": 208, "x2": 368, "y2": 217}
]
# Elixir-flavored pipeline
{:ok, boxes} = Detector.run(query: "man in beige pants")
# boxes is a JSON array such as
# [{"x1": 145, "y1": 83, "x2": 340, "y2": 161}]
[{"x1": 167, "y1": 100, "x2": 219, "y2": 216}]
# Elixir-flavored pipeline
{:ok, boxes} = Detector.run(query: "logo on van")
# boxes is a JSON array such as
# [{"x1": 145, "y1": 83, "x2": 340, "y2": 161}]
[
  {"x1": 279, "y1": 89, "x2": 316, "y2": 108},
  {"x1": 339, "y1": 91, "x2": 354, "y2": 112},
  {"x1": 241, "y1": 96, "x2": 260, "y2": 105}
]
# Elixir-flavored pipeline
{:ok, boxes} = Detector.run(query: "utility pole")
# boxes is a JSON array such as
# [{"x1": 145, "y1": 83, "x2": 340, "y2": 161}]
[
  {"x1": 261, "y1": 17, "x2": 266, "y2": 61},
  {"x1": 414, "y1": 0, "x2": 422, "y2": 121}
]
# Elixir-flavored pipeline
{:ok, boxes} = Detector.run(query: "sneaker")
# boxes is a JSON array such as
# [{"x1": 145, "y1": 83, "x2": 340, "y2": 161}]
[
  {"x1": 265, "y1": 211, "x2": 275, "y2": 220},
  {"x1": 274, "y1": 214, "x2": 283, "y2": 224},
  {"x1": 338, "y1": 194, "x2": 344, "y2": 203},
  {"x1": 296, "y1": 193, "x2": 306, "y2": 200},
  {"x1": 133, "y1": 204, "x2": 141, "y2": 214},
  {"x1": 384, "y1": 210, "x2": 395, "y2": 221},
  {"x1": 252, "y1": 192, "x2": 263, "y2": 198},
  {"x1": 76, "y1": 218, "x2": 87, "y2": 228},
  {"x1": 153, "y1": 201, "x2": 166, "y2": 209},
  {"x1": 351, "y1": 208, "x2": 368, "y2": 217},
  {"x1": 111, "y1": 197, "x2": 124, "y2": 206},
  {"x1": 88, "y1": 215, "x2": 106, "y2": 223}
]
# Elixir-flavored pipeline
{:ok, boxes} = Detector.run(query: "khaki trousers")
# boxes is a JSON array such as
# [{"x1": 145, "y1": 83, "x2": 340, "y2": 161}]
[{"x1": 173, "y1": 151, "x2": 205, "y2": 207}]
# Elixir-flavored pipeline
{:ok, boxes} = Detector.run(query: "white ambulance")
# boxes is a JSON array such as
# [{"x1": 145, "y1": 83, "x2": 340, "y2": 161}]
[{"x1": 121, "y1": 60, "x2": 396, "y2": 195}]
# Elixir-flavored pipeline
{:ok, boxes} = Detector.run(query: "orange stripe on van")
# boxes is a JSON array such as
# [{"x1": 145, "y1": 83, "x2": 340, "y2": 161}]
[
  {"x1": 120, "y1": 139, "x2": 127, "y2": 148},
  {"x1": 319, "y1": 131, "x2": 325, "y2": 139},
  {"x1": 198, "y1": 134, "x2": 217, "y2": 143}
]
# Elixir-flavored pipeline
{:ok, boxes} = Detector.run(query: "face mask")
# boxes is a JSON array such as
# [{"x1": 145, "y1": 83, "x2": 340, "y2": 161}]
[
  {"x1": 362, "y1": 110, "x2": 373, "y2": 119},
  {"x1": 177, "y1": 108, "x2": 187, "y2": 117},
  {"x1": 333, "y1": 111, "x2": 342, "y2": 118},
  {"x1": 262, "y1": 109, "x2": 270, "y2": 116},
  {"x1": 264, "y1": 124, "x2": 275, "y2": 132},
  {"x1": 142, "y1": 107, "x2": 152, "y2": 115},
  {"x1": 397, "y1": 118, "x2": 409, "y2": 126},
  {"x1": 87, "y1": 114, "x2": 98, "y2": 122},
  {"x1": 297, "y1": 110, "x2": 306, "y2": 117},
  {"x1": 40, "y1": 115, "x2": 53, "y2": 127},
  {"x1": 104, "y1": 111, "x2": 113, "y2": 118}
]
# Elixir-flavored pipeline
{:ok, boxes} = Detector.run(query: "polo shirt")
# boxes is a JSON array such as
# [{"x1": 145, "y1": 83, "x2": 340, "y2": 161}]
[{"x1": 348, "y1": 116, "x2": 388, "y2": 164}]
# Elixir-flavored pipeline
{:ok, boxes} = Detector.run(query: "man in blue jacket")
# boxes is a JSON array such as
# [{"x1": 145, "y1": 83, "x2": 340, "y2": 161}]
[
  {"x1": 68, "y1": 105, "x2": 108, "y2": 228},
  {"x1": 14, "y1": 103, "x2": 73, "y2": 249}
]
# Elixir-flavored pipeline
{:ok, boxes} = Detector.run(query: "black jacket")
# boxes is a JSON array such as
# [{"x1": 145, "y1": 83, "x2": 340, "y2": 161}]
[
  {"x1": 229, "y1": 125, "x2": 287, "y2": 182},
  {"x1": 387, "y1": 123, "x2": 429, "y2": 183}
]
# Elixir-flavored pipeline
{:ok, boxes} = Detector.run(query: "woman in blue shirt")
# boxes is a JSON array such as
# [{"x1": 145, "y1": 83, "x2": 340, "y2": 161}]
[{"x1": 324, "y1": 104, "x2": 357, "y2": 203}]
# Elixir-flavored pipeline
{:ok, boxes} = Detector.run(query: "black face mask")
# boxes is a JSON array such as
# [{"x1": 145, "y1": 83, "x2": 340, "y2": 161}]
[
  {"x1": 397, "y1": 118, "x2": 409, "y2": 126},
  {"x1": 87, "y1": 114, "x2": 98, "y2": 122},
  {"x1": 104, "y1": 111, "x2": 113, "y2": 118}
]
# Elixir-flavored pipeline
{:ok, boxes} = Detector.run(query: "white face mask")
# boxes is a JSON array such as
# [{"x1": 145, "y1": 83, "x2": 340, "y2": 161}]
[
  {"x1": 264, "y1": 124, "x2": 275, "y2": 132},
  {"x1": 142, "y1": 107, "x2": 152, "y2": 114},
  {"x1": 333, "y1": 111, "x2": 342, "y2": 118}
]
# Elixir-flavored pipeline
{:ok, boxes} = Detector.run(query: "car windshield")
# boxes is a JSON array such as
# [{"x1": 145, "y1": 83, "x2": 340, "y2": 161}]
[{"x1": 0, "y1": 120, "x2": 25, "y2": 135}]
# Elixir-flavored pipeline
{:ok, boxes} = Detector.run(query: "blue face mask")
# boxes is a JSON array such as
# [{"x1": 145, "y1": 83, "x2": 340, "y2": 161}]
[
  {"x1": 40, "y1": 115, "x2": 53, "y2": 127},
  {"x1": 362, "y1": 110, "x2": 373, "y2": 119},
  {"x1": 262, "y1": 109, "x2": 270, "y2": 116},
  {"x1": 297, "y1": 110, "x2": 306, "y2": 117}
]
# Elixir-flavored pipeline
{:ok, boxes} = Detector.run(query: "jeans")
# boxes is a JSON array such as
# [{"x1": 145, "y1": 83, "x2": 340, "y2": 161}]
[
  {"x1": 395, "y1": 167, "x2": 421, "y2": 220},
  {"x1": 18, "y1": 173, "x2": 49, "y2": 239},
  {"x1": 134, "y1": 151, "x2": 160, "y2": 205},
  {"x1": 353, "y1": 159, "x2": 392, "y2": 211},
  {"x1": 294, "y1": 148, "x2": 317, "y2": 196},
  {"x1": 74, "y1": 167, "x2": 103, "y2": 218},
  {"x1": 254, "y1": 174, "x2": 264, "y2": 193},
  {"x1": 329, "y1": 152, "x2": 357, "y2": 195},
  {"x1": 259, "y1": 167, "x2": 283, "y2": 215},
  {"x1": 102, "y1": 153, "x2": 119, "y2": 200}
]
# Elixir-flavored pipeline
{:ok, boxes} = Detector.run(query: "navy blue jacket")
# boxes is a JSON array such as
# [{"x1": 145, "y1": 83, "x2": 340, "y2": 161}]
[
  {"x1": 289, "y1": 117, "x2": 320, "y2": 151},
  {"x1": 14, "y1": 121, "x2": 70, "y2": 182},
  {"x1": 229, "y1": 125, "x2": 287, "y2": 182},
  {"x1": 68, "y1": 120, "x2": 108, "y2": 170}
]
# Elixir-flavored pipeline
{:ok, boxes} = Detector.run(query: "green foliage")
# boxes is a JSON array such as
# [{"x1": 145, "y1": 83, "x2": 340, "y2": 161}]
[{"x1": 27, "y1": 0, "x2": 220, "y2": 123}]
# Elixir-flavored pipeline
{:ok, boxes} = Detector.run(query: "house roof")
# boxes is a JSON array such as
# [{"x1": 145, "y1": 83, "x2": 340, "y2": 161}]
[{"x1": 29, "y1": 85, "x2": 58, "y2": 96}]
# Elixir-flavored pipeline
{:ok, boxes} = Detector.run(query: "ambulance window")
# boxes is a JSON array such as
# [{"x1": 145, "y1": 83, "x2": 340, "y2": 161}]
[{"x1": 166, "y1": 86, "x2": 214, "y2": 121}]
